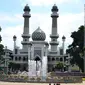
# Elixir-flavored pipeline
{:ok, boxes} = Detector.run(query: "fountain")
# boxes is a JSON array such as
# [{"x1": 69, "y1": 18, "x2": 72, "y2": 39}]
[
  {"x1": 41, "y1": 56, "x2": 47, "y2": 81},
  {"x1": 28, "y1": 56, "x2": 47, "y2": 81},
  {"x1": 28, "y1": 60, "x2": 36, "y2": 77}
]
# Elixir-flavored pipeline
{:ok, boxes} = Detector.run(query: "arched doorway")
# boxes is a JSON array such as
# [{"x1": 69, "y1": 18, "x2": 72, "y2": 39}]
[{"x1": 34, "y1": 55, "x2": 41, "y2": 71}]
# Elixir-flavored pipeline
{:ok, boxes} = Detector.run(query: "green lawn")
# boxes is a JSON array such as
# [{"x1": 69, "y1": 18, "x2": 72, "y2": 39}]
[{"x1": 82, "y1": 78, "x2": 85, "y2": 81}]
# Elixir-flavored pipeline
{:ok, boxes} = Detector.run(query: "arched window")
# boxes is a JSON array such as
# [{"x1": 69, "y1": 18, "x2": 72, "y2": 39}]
[
  {"x1": 26, "y1": 57, "x2": 28, "y2": 61},
  {"x1": 60, "y1": 57, "x2": 63, "y2": 61},
  {"x1": 23, "y1": 57, "x2": 26, "y2": 61},
  {"x1": 19, "y1": 57, "x2": 21, "y2": 61},
  {"x1": 56, "y1": 58, "x2": 59, "y2": 61},
  {"x1": 52, "y1": 57, "x2": 55, "y2": 61},
  {"x1": 15, "y1": 57, "x2": 17, "y2": 61}
]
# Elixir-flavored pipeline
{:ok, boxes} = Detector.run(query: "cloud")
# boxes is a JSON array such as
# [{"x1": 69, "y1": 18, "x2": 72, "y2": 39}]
[
  {"x1": 0, "y1": 11, "x2": 83, "y2": 52},
  {"x1": 58, "y1": 12, "x2": 83, "y2": 49},
  {"x1": 1, "y1": 25, "x2": 23, "y2": 50},
  {"x1": 20, "y1": 0, "x2": 81, "y2": 6},
  {"x1": 0, "y1": 13, "x2": 23, "y2": 25}
]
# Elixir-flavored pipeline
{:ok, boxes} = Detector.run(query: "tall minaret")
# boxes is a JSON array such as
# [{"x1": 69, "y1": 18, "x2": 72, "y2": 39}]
[
  {"x1": 21, "y1": 4, "x2": 31, "y2": 52},
  {"x1": 50, "y1": 4, "x2": 59, "y2": 53}
]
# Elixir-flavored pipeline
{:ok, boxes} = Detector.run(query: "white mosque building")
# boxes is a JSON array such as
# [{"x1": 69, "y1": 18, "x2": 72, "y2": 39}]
[{"x1": 3, "y1": 4, "x2": 71, "y2": 72}]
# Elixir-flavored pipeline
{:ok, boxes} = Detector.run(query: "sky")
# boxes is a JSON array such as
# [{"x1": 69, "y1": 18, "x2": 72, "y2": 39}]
[{"x1": 0, "y1": 0, "x2": 85, "y2": 52}]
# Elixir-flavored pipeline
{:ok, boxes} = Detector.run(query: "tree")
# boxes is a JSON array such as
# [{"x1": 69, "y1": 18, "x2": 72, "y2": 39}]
[
  {"x1": 0, "y1": 27, "x2": 4, "y2": 65},
  {"x1": 8, "y1": 62, "x2": 20, "y2": 71},
  {"x1": 55, "y1": 62, "x2": 64, "y2": 71},
  {"x1": 66, "y1": 25, "x2": 84, "y2": 72},
  {"x1": 0, "y1": 26, "x2": 2, "y2": 42}
]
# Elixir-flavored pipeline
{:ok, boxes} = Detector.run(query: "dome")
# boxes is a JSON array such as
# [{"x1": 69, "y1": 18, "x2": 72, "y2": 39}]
[
  {"x1": 32, "y1": 27, "x2": 46, "y2": 41},
  {"x1": 23, "y1": 4, "x2": 30, "y2": 12},
  {"x1": 51, "y1": 4, "x2": 58, "y2": 12},
  {"x1": 62, "y1": 35, "x2": 66, "y2": 40},
  {"x1": 13, "y1": 35, "x2": 17, "y2": 41}
]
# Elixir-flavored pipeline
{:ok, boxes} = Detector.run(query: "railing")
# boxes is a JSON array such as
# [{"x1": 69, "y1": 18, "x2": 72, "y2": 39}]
[{"x1": 50, "y1": 72, "x2": 85, "y2": 77}]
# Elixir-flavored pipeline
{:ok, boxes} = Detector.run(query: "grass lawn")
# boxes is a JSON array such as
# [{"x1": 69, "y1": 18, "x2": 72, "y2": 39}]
[{"x1": 82, "y1": 78, "x2": 85, "y2": 81}]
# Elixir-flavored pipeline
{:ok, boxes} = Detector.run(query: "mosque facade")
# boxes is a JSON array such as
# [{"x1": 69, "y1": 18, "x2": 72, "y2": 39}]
[{"x1": 3, "y1": 4, "x2": 71, "y2": 72}]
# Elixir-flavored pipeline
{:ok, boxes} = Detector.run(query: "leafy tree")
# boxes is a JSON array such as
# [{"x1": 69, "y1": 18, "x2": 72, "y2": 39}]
[
  {"x1": 0, "y1": 26, "x2": 2, "y2": 42},
  {"x1": 8, "y1": 62, "x2": 20, "y2": 71},
  {"x1": 55, "y1": 62, "x2": 64, "y2": 71},
  {"x1": 0, "y1": 26, "x2": 4, "y2": 65},
  {"x1": 66, "y1": 25, "x2": 84, "y2": 72}
]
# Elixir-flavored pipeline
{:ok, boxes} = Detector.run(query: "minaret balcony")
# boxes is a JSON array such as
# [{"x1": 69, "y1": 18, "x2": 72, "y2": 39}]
[
  {"x1": 50, "y1": 41, "x2": 59, "y2": 45},
  {"x1": 23, "y1": 13, "x2": 31, "y2": 17},
  {"x1": 22, "y1": 34, "x2": 30, "y2": 38},
  {"x1": 51, "y1": 12, "x2": 59, "y2": 17},
  {"x1": 50, "y1": 34, "x2": 59, "y2": 38},
  {"x1": 21, "y1": 41, "x2": 32, "y2": 45}
]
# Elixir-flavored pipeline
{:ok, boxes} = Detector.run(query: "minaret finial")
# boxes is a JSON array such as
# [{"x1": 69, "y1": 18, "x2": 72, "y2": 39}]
[
  {"x1": 13, "y1": 35, "x2": 17, "y2": 41},
  {"x1": 54, "y1": 3, "x2": 56, "y2": 6},
  {"x1": 38, "y1": 26, "x2": 40, "y2": 29},
  {"x1": 23, "y1": 4, "x2": 30, "y2": 12},
  {"x1": 51, "y1": 4, "x2": 58, "y2": 12},
  {"x1": 26, "y1": 4, "x2": 28, "y2": 6}
]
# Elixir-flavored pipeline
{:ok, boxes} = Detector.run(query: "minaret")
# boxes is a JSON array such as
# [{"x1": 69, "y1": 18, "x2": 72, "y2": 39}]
[
  {"x1": 21, "y1": 4, "x2": 31, "y2": 52},
  {"x1": 62, "y1": 35, "x2": 66, "y2": 54},
  {"x1": 50, "y1": 4, "x2": 59, "y2": 53},
  {"x1": 13, "y1": 35, "x2": 17, "y2": 51}
]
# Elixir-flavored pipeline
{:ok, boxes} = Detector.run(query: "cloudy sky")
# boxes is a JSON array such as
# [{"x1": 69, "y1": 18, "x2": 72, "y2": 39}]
[{"x1": 0, "y1": 0, "x2": 85, "y2": 52}]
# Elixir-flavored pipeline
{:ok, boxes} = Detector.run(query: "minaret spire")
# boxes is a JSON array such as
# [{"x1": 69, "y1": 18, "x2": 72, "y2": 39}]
[
  {"x1": 21, "y1": 4, "x2": 31, "y2": 52},
  {"x1": 50, "y1": 4, "x2": 59, "y2": 53}
]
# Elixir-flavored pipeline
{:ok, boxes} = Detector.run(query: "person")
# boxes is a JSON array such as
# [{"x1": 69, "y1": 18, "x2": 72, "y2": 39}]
[
  {"x1": 49, "y1": 83, "x2": 51, "y2": 85},
  {"x1": 56, "y1": 82, "x2": 60, "y2": 85}
]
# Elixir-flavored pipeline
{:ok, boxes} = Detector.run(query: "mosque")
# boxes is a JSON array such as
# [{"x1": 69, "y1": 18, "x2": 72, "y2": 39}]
[{"x1": 3, "y1": 4, "x2": 71, "y2": 73}]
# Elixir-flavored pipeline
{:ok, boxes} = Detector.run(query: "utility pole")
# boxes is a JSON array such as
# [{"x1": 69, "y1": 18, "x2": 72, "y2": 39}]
[{"x1": 84, "y1": 4, "x2": 85, "y2": 73}]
